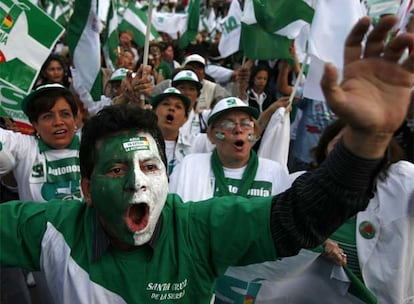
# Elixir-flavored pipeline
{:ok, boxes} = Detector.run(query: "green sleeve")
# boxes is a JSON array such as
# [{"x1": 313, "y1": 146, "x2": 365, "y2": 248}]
[{"x1": 0, "y1": 201, "x2": 48, "y2": 270}]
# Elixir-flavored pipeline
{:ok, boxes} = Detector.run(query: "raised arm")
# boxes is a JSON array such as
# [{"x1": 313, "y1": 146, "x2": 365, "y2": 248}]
[{"x1": 270, "y1": 16, "x2": 414, "y2": 257}]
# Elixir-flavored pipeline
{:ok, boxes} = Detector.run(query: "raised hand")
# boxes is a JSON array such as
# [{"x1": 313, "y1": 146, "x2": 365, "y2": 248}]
[{"x1": 321, "y1": 16, "x2": 414, "y2": 158}]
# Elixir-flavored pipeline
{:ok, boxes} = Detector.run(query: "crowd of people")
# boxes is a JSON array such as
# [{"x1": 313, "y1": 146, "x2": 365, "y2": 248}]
[{"x1": 0, "y1": 5, "x2": 414, "y2": 304}]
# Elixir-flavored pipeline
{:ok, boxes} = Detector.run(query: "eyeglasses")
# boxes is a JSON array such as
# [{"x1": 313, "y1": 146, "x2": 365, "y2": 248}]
[{"x1": 217, "y1": 119, "x2": 254, "y2": 132}]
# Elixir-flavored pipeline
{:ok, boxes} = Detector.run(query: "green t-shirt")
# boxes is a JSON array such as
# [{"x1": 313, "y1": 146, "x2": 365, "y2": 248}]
[{"x1": 0, "y1": 194, "x2": 275, "y2": 303}]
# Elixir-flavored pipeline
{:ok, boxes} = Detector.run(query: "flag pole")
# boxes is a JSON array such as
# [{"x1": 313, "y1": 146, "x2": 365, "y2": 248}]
[
  {"x1": 140, "y1": 0, "x2": 154, "y2": 105},
  {"x1": 285, "y1": 0, "x2": 317, "y2": 115},
  {"x1": 287, "y1": 52, "x2": 308, "y2": 109}
]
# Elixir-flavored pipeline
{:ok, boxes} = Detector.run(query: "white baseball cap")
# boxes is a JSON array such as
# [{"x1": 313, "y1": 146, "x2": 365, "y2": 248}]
[
  {"x1": 172, "y1": 70, "x2": 202, "y2": 90},
  {"x1": 110, "y1": 68, "x2": 129, "y2": 82},
  {"x1": 22, "y1": 83, "x2": 71, "y2": 115},
  {"x1": 182, "y1": 54, "x2": 206, "y2": 67},
  {"x1": 208, "y1": 97, "x2": 259, "y2": 126},
  {"x1": 151, "y1": 87, "x2": 191, "y2": 112}
]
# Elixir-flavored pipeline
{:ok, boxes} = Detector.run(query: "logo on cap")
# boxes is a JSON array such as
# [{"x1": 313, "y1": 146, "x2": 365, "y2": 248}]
[{"x1": 226, "y1": 98, "x2": 237, "y2": 106}]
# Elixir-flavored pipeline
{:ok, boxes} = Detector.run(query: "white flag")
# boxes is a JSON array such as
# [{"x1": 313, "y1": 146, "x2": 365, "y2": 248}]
[
  {"x1": 303, "y1": 0, "x2": 365, "y2": 101},
  {"x1": 218, "y1": 0, "x2": 242, "y2": 58},
  {"x1": 258, "y1": 107, "x2": 290, "y2": 170},
  {"x1": 152, "y1": 11, "x2": 188, "y2": 39}
]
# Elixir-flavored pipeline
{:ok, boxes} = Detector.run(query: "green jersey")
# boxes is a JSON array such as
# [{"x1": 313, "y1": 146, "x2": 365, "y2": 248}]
[{"x1": 0, "y1": 194, "x2": 275, "y2": 303}]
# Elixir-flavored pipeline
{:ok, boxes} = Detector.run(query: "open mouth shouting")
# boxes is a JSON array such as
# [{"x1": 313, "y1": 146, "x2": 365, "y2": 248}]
[
  {"x1": 233, "y1": 139, "x2": 245, "y2": 151},
  {"x1": 125, "y1": 203, "x2": 150, "y2": 232},
  {"x1": 166, "y1": 114, "x2": 174, "y2": 123}
]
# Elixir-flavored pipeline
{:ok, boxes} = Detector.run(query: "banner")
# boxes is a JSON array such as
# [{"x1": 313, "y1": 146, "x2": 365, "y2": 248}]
[{"x1": 0, "y1": 0, "x2": 64, "y2": 93}]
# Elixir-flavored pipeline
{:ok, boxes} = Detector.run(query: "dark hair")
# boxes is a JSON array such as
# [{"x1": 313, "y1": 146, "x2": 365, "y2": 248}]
[
  {"x1": 248, "y1": 64, "x2": 271, "y2": 89},
  {"x1": 80, "y1": 104, "x2": 167, "y2": 178},
  {"x1": 310, "y1": 119, "x2": 406, "y2": 180},
  {"x1": 24, "y1": 88, "x2": 78, "y2": 123},
  {"x1": 39, "y1": 54, "x2": 71, "y2": 87},
  {"x1": 310, "y1": 119, "x2": 347, "y2": 168}
]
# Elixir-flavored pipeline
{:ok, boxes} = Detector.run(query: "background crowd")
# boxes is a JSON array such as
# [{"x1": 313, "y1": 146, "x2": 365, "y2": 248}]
[{"x1": 0, "y1": 0, "x2": 414, "y2": 303}]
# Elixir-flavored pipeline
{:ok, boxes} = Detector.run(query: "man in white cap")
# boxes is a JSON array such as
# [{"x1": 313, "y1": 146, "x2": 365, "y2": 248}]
[
  {"x1": 169, "y1": 96, "x2": 290, "y2": 203},
  {"x1": 183, "y1": 54, "x2": 230, "y2": 111}
]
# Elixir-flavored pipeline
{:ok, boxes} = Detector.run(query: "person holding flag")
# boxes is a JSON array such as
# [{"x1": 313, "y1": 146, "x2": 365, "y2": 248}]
[{"x1": 0, "y1": 15, "x2": 413, "y2": 303}]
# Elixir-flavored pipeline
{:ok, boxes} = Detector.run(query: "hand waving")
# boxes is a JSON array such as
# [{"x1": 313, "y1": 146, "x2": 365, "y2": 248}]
[{"x1": 321, "y1": 16, "x2": 414, "y2": 158}]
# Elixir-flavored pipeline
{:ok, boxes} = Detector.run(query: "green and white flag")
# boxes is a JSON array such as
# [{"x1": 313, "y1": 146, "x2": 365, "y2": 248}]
[
  {"x1": 102, "y1": 0, "x2": 119, "y2": 70},
  {"x1": 0, "y1": 0, "x2": 64, "y2": 93},
  {"x1": 45, "y1": 0, "x2": 73, "y2": 28},
  {"x1": 118, "y1": 2, "x2": 160, "y2": 48},
  {"x1": 240, "y1": 0, "x2": 314, "y2": 60},
  {"x1": 178, "y1": 0, "x2": 200, "y2": 49},
  {"x1": 218, "y1": 0, "x2": 242, "y2": 58},
  {"x1": 66, "y1": 0, "x2": 102, "y2": 101},
  {"x1": 0, "y1": 79, "x2": 33, "y2": 134},
  {"x1": 201, "y1": 7, "x2": 216, "y2": 34}
]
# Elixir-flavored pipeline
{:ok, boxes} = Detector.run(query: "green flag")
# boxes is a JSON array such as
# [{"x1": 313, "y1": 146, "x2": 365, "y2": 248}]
[
  {"x1": 0, "y1": 0, "x2": 64, "y2": 93},
  {"x1": 240, "y1": 0, "x2": 314, "y2": 60},
  {"x1": 254, "y1": 0, "x2": 314, "y2": 35},
  {"x1": 118, "y1": 2, "x2": 160, "y2": 48},
  {"x1": 178, "y1": 0, "x2": 200, "y2": 49}
]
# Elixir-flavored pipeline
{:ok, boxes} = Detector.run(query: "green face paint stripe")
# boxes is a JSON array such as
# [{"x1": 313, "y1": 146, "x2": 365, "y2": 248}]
[{"x1": 122, "y1": 136, "x2": 150, "y2": 152}]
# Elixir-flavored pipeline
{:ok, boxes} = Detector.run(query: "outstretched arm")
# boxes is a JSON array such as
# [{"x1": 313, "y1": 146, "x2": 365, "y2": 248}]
[{"x1": 270, "y1": 16, "x2": 414, "y2": 257}]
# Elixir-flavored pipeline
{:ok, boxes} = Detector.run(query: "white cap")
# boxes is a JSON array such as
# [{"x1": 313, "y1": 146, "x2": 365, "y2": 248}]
[
  {"x1": 172, "y1": 70, "x2": 202, "y2": 90},
  {"x1": 110, "y1": 68, "x2": 129, "y2": 82},
  {"x1": 182, "y1": 54, "x2": 206, "y2": 67},
  {"x1": 151, "y1": 87, "x2": 190, "y2": 111},
  {"x1": 207, "y1": 97, "x2": 259, "y2": 126}
]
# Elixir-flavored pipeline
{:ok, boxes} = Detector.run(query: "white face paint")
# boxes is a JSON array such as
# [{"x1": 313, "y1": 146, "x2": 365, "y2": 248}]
[
  {"x1": 90, "y1": 132, "x2": 169, "y2": 246},
  {"x1": 130, "y1": 133, "x2": 169, "y2": 245}
]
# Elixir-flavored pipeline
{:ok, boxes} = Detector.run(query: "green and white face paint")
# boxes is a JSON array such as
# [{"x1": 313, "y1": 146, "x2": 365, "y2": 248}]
[{"x1": 90, "y1": 131, "x2": 168, "y2": 246}]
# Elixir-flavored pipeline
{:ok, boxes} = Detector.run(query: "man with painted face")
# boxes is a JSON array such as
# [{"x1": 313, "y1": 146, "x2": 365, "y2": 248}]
[{"x1": 0, "y1": 16, "x2": 414, "y2": 303}]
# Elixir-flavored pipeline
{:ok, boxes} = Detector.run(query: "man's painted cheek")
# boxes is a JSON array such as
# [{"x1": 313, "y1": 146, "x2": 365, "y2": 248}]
[{"x1": 91, "y1": 173, "x2": 134, "y2": 226}]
